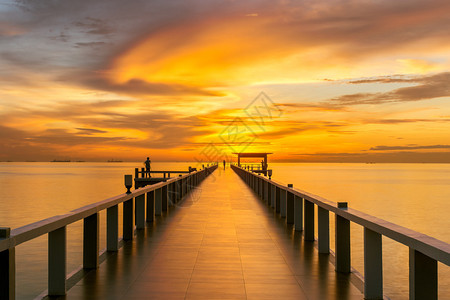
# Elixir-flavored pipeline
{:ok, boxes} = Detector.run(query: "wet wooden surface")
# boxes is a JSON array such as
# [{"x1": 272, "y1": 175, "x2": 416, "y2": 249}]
[{"x1": 58, "y1": 167, "x2": 363, "y2": 299}]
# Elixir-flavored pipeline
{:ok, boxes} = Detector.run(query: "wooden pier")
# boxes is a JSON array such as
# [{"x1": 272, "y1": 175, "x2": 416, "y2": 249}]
[
  {"x1": 49, "y1": 166, "x2": 363, "y2": 299},
  {"x1": 1, "y1": 163, "x2": 449, "y2": 299}
]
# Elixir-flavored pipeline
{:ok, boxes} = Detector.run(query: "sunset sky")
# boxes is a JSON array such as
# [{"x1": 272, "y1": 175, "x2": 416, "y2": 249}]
[{"x1": 1, "y1": 0, "x2": 450, "y2": 162}]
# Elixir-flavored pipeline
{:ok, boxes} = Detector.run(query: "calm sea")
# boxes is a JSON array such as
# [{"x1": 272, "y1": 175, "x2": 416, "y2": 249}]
[{"x1": 0, "y1": 162, "x2": 449, "y2": 299}]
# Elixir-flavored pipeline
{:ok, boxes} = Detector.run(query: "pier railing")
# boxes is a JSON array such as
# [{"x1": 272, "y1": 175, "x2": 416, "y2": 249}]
[
  {"x1": 231, "y1": 164, "x2": 450, "y2": 300},
  {"x1": 0, "y1": 164, "x2": 218, "y2": 299}
]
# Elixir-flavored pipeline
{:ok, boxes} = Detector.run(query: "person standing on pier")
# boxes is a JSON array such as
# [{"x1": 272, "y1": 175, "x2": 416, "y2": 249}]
[{"x1": 144, "y1": 157, "x2": 151, "y2": 178}]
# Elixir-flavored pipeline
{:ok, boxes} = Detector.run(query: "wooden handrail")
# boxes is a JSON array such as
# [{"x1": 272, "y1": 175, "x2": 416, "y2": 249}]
[{"x1": 231, "y1": 163, "x2": 449, "y2": 299}]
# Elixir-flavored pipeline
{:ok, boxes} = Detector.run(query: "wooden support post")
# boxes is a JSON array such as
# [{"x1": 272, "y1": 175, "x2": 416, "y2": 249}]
[
  {"x1": 280, "y1": 189, "x2": 287, "y2": 218},
  {"x1": 146, "y1": 191, "x2": 154, "y2": 222},
  {"x1": 276, "y1": 187, "x2": 281, "y2": 213},
  {"x1": 135, "y1": 194, "x2": 145, "y2": 229},
  {"x1": 0, "y1": 228, "x2": 15, "y2": 300},
  {"x1": 162, "y1": 185, "x2": 168, "y2": 211},
  {"x1": 409, "y1": 248, "x2": 437, "y2": 300},
  {"x1": 304, "y1": 200, "x2": 315, "y2": 241},
  {"x1": 335, "y1": 202, "x2": 350, "y2": 273},
  {"x1": 107, "y1": 204, "x2": 118, "y2": 251},
  {"x1": 155, "y1": 188, "x2": 162, "y2": 216},
  {"x1": 48, "y1": 226, "x2": 66, "y2": 296},
  {"x1": 364, "y1": 227, "x2": 383, "y2": 299},
  {"x1": 264, "y1": 181, "x2": 269, "y2": 204},
  {"x1": 286, "y1": 185, "x2": 294, "y2": 224},
  {"x1": 83, "y1": 213, "x2": 99, "y2": 269},
  {"x1": 167, "y1": 183, "x2": 173, "y2": 206},
  {"x1": 123, "y1": 198, "x2": 134, "y2": 241},
  {"x1": 266, "y1": 181, "x2": 271, "y2": 205},
  {"x1": 271, "y1": 184, "x2": 275, "y2": 208},
  {"x1": 259, "y1": 178, "x2": 263, "y2": 199},
  {"x1": 177, "y1": 179, "x2": 181, "y2": 202},
  {"x1": 318, "y1": 206, "x2": 329, "y2": 254},
  {"x1": 294, "y1": 196, "x2": 303, "y2": 231},
  {"x1": 181, "y1": 178, "x2": 186, "y2": 197}
]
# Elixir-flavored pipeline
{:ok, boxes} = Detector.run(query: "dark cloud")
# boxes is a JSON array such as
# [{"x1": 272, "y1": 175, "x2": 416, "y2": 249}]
[
  {"x1": 275, "y1": 102, "x2": 346, "y2": 112},
  {"x1": 366, "y1": 118, "x2": 450, "y2": 124},
  {"x1": 75, "y1": 128, "x2": 108, "y2": 135},
  {"x1": 75, "y1": 42, "x2": 109, "y2": 48},
  {"x1": 290, "y1": 151, "x2": 450, "y2": 163},
  {"x1": 27, "y1": 128, "x2": 130, "y2": 146},
  {"x1": 370, "y1": 145, "x2": 450, "y2": 151},
  {"x1": 331, "y1": 72, "x2": 450, "y2": 105},
  {"x1": 73, "y1": 17, "x2": 114, "y2": 36},
  {"x1": 80, "y1": 77, "x2": 224, "y2": 97},
  {"x1": 346, "y1": 75, "x2": 420, "y2": 84}
]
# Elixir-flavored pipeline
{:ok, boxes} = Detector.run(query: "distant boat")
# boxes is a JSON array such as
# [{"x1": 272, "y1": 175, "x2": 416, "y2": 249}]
[
  {"x1": 51, "y1": 159, "x2": 71, "y2": 162},
  {"x1": 107, "y1": 159, "x2": 123, "y2": 162}
]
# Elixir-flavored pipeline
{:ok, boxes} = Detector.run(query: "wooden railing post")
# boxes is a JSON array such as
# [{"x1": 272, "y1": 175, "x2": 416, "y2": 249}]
[
  {"x1": 167, "y1": 183, "x2": 173, "y2": 206},
  {"x1": 364, "y1": 227, "x2": 383, "y2": 299},
  {"x1": 275, "y1": 187, "x2": 281, "y2": 213},
  {"x1": 155, "y1": 188, "x2": 162, "y2": 216},
  {"x1": 286, "y1": 185, "x2": 294, "y2": 224},
  {"x1": 135, "y1": 194, "x2": 145, "y2": 229},
  {"x1": 294, "y1": 196, "x2": 303, "y2": 231},
  {"x1": 0, "y1": 227, "x2": 15, "y2": 300},
  {"x1": 270, "y1": 184, "x2": 275, "y2": 208},
  {"x1": 177, "y1": 178, "x2": 181, "y2": 202},
  {"x1": 107, "y1": 204, "x2": 119, "y2": 251},
  {"x1": 280, "y1": 188, "x2": 287, "y2": 218},
  {"x1": 146, "y1": 191, "x2": 154, "y2": 222},
  {"x1": 264, "y1": 181, "x2": 269, "y2": 204},
  {"x1": 409, "y1": 248, "x2": 437, "y2": 300},
  {"x1": 318, "y1": 206, "x2": 329, "y2": 254},
  {"x1": 83, "y1": 213, "x2": 99, "y2": 269},
  {"x1": 304, "y1": 200, "x2": 315, "y2": 241},
  {"x1": 181, "y1": 178, "x2": 186, "y2": 197},
  {"x1": 259, "y1": 178, "x2": 263, "y2": 199},
  {"x1": 123, "y1": 198, "x2": 134, "y2": 241},
  {"x1": 162, "y1": 185, "x2": 168, "y2": 212},
  {"x1": 335, "y1": 202, "x2": 350, "y2": 273},
  {"x1": 48, "y1": 226, "x2": 66, "y2": 296}
]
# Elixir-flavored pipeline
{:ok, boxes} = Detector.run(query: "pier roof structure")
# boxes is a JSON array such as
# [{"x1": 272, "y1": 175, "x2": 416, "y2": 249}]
[
  {"x1": 57, "y1": 168, "x2": 363, "y2": 299},
  {"x1": 233, "y1": 152, "x2": 272, "y2": 167}
]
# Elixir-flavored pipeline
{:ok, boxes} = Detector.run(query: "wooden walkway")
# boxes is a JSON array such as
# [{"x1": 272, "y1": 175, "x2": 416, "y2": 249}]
[{"x1": 60, "y1": 168, "x2": 363, "y2": 299}]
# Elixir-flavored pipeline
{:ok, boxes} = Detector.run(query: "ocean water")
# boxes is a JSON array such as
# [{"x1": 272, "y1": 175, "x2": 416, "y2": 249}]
[
  {"x1": 0, "y1": 162, "x2": 449, "y2": 299},
  {"x1": 0, "y1": 162, "x2": 195, "y2": 299},
  {"x1": 269, "y1": 163, "x2": 450, "y2": 300}
]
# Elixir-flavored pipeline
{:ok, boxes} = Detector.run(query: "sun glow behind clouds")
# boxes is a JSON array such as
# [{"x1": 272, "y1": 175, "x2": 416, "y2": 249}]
[
  {"x1": 1, "y1": 0, "x2": 450, "y2": 161},
  {"x1": 108, "y1": 14, "x2": 353, "y2": 90}
]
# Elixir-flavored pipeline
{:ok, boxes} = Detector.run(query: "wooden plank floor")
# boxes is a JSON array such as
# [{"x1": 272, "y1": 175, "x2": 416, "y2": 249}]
[{"x1": 60, "y1": 167, "x2": 364, "y2": 299}]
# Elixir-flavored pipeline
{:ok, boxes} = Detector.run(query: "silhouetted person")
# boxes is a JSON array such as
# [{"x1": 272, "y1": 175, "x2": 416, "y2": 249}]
[
  {"x1": 144, "y1": 157, "x2": 151, "y2": 178},
  {"x1": 223, "y1": 160, "x2": 226, "y2": 169}
]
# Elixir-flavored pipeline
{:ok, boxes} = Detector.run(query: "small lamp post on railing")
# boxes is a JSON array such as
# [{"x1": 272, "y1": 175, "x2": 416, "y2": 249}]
[{"x1": 124, "y1": 175, "x2": 132, "y2": 194}]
